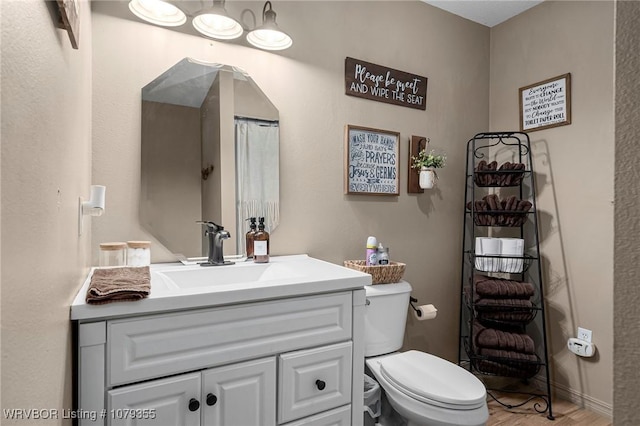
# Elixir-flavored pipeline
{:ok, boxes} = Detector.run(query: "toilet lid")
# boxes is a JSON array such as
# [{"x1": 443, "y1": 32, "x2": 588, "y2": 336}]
[{"x1": 379, "y1": 351, "x2": 486, "y2": 408}]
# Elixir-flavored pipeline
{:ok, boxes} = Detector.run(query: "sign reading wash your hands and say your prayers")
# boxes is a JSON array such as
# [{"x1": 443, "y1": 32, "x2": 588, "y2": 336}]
[
  {"x1": 345, "y1": 125, "x2": 400, "y2": 195},
  {"x1": 519, "y1": 73, "x2": 571, "y2": 132},
  {"x1": 345, "y1": 57, "x2": 428, "y2": 110}
]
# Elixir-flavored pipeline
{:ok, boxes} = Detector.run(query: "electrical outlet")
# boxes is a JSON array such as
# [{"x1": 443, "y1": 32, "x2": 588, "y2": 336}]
[{"x1": 577, "y1": 327, "x2": 592, "y2": 343}]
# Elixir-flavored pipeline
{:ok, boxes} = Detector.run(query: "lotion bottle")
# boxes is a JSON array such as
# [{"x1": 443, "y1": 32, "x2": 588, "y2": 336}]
[
  {"x1": 245, "y1": 217, "x2": 257, "y2": 258},
  {"x1": 253, "y1": 217, "x2": 270, "y2": 263},
  {"x1": 366, "y1": 236, "x2": 378, "y2": 266}
]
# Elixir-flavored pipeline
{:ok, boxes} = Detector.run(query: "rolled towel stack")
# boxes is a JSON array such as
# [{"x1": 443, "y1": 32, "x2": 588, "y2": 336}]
[
  {"x1": 473, "y1": 320, "x2": 535, "y2": 353},
  {"x1": 472, "y1": 319, "x2": 539, "y2": 379},
  {"x1": 474, "y1": 160, "x2": 526, "y2": 187},
  {"x1": 466, "y1": 194, "x2": 532, "y2": 226},
  {"x1": 472, "y1": 274, "x2": 535, "y2": 324},
  {"x1": 467, "y1": 274, "x2": 539, "y2": 378}
]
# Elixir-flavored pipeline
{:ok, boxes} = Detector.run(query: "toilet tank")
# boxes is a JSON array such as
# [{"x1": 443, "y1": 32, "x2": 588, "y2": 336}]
[{"x1": 364, "y1": 281, "x2": 412, "y2": 357}]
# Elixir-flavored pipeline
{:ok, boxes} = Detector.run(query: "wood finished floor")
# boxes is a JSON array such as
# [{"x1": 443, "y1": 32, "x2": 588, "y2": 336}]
[{"x1": 487, "y1": 392, "x2": 612, "y2": 425}]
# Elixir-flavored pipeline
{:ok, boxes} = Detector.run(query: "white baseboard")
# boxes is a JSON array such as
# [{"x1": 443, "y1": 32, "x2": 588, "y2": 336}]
[{"x1": 532, "y1": 375, "x2": 613, "y2": 420}]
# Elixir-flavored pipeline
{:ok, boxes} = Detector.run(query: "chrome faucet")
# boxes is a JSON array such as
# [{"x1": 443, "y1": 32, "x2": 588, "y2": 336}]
[{"x1": 198, "y1": 221, "x2": 232, "y2": 266}]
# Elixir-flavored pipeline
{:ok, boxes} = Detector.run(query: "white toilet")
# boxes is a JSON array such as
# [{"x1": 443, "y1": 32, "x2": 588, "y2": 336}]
[{"x1": 364, "y1": 282, "x2": 489, "y2": 426}]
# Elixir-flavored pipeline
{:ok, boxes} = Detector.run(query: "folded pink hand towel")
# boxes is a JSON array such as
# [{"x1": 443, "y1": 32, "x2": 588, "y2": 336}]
[{"x1": 86, "y1": 266, "x2": 151, "y2": 305}]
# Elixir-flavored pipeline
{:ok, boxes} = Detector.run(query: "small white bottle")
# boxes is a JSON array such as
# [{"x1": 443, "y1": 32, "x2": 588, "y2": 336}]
[
  {"x1": 366, "y1": 236, "x2": 378, "y2": 266},
  {"x1": 126, "y1": 241, "x2": 151, "y2": 267},
  {"x1": 377, "y1": 243, "x2": 390, "y2": 265}
]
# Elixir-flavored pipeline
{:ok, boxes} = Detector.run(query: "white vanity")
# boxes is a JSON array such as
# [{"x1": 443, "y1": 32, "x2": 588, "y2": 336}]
[{"x1": 71, "y1": 255, "x2": 369, "y2": 426}]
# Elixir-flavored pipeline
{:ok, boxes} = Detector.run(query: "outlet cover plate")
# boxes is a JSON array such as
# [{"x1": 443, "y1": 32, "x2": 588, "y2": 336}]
[{"x1": 577, "y1": 327, "x2": 592, "y2": 342}]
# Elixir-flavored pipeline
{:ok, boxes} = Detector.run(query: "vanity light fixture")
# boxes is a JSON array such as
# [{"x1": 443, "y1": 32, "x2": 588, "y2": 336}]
[
  {"x1": 246, "y1": 1, "x2": 293, "y2": 51},
  {"x1": 192, "y1": 0, "x2": 243, "y2": 40},
  {"x1": 128, "y1": 0, "x2": 293, "y2": 50},
  {"x1": 128, "y1": 0, "x2": 187, "y2": 27}
]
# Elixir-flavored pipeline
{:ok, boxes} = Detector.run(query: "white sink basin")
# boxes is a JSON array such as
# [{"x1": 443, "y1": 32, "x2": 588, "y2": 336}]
[
  {"x1": 70, "y1": 255, "x2": 372, "y2": 320},
  {"x1": 157, "y1": 262, "x2": 304, "y2": 289}
]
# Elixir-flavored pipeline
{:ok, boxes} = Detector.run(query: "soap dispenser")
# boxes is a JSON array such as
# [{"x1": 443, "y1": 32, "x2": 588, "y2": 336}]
[
  {"x1": 253, "y1": 217, "x2": 270, "y2": 263},
  {"x1": 245, "y1": 217, "x2": 257, "y2": 258}
]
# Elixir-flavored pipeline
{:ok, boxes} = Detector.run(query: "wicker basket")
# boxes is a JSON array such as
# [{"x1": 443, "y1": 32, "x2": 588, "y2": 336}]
[{"x1": 344, "y1": 260, "x2": 406, "y2": 284}]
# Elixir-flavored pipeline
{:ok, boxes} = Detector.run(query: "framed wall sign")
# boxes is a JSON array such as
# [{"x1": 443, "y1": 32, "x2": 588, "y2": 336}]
[
  {"x1": 344, "y1": 125, "x2": 400, "y2": 195},
  {"x1": 519, "y1": 73, "x2": 571, "y2": 132}
]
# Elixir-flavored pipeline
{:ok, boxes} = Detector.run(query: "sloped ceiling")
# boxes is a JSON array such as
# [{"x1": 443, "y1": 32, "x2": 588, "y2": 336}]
[{"x1": 421, "y1": 0, "x2": 543, "y2": 27}]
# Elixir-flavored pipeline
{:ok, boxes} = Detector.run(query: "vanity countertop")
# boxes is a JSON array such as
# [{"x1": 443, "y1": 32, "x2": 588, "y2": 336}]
[{"x1": 70, "y1": 254, "x2": 371, "y2": 321}]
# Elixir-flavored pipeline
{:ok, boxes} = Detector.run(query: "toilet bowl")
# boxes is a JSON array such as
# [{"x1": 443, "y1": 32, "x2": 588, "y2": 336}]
[
  {"x1": 366, "y1": 351, "x2": 488, "y2": 426},
  {"x1": 364, "y1": 282, "x2": 488, "y2": 426}
]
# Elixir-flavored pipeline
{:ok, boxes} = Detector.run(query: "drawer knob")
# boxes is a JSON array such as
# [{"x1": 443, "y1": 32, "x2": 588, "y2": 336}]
[
  {"x1": 206, "y1": 393, "x2": 218, "y2": 406},
  {"x1": 315, "y1": 380, "x2": 326, "y2": 391},
  {"x1": 188, "y1": 398, "x2": 200, "y2": 412}
]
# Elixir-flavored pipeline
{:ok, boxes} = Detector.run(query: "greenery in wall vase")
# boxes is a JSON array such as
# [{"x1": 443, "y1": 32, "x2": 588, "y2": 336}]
[
  {"x1": 411, "y1": 143, "x2": 446, "y2": 189},
  {"x1": 411, "y1": 148, "x2": 447, "y2": 171}
]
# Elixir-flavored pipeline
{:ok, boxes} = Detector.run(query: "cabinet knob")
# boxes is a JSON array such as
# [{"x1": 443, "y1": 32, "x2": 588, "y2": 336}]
[
  {"x1": 315, "y1": 380, "x2": 326, "y2": 391},
  {"x1": 188, "y1": 398, "x2": 200, "y2": 412},
  {"x1": 206, "y1": 393, "x2": 218, "y2": 406}
]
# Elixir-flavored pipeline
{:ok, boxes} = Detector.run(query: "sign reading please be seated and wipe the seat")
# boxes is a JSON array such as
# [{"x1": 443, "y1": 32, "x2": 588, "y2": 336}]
[{"x1": 345, "y1": 57, "x2": 428, "y2": 110}]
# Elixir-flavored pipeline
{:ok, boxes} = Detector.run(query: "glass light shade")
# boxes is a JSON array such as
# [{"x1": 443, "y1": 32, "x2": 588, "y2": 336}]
[
  {"x1": 247, "y1": 27, "x2": 292, "y2": 50},
  {"x1": 128, "y1": 0, "x2": 187, "y2": 27},
  {"x1": 247, "y1": 4, "x2": 292, "y2": 50},
  {"x1": 192, "y1": 8, "x2": 243, "y2": 40}
]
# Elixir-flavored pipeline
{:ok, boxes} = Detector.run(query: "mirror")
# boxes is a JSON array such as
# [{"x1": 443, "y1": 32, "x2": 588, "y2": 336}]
[{"x1": 140, "y1": 58, "x2": 279, "y2": 260}]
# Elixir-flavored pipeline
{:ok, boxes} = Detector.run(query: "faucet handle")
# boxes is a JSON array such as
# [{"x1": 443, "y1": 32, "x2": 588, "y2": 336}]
[{"x1": 197, "y1": 221, "x2": 223, "y2": 232}]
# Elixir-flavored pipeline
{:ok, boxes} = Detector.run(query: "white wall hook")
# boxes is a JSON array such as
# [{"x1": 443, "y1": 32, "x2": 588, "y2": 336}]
[{"x1": 79, "y1": 185, "x2": 106, "y2": 236}]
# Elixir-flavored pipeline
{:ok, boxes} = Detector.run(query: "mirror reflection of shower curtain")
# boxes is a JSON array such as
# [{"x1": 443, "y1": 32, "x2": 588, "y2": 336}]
[{"x1": 235, "y1": 118, "x2": 280, "y2": 253}]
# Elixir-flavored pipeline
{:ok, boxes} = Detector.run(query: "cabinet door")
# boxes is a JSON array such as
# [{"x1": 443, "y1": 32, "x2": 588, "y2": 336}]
[
  {"x1": 108, "y1": 372, "x2": 200, "y2": 426},
  {"x1": 202, "y1": 357, "x2": 276, "y2": 426}
]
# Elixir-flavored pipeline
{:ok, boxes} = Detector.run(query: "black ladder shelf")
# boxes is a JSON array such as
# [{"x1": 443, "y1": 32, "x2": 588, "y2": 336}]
[{"x1": 458, "y1": 132, "x2": 554, "y2": 420}]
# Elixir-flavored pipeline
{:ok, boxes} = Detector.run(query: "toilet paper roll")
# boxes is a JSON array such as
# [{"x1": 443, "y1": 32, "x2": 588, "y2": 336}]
[
  {"x1": 475, "y1": 237, "x2": 501, "y2": 272},
  {"x1": 500, "y1": 238, "x2": 524, "y2": 254},
  {"x1": 500, "y1": 238, "x2": 524, "y2": 273},
  {"x1": 474, "y1": 238, "x2": 485, "y2": 270},
  {"x1": 413, "y1": 304, "x2": 437, "y2": 321}
]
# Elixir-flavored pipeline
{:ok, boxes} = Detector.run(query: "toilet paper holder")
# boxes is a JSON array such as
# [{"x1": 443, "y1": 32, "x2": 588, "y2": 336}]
[
  {"x1": 410, "y1": 297, "x2": 438, "y2": 320},
  {"x1": 409, "y1": 297, "x2": 422, "y2": 317}
]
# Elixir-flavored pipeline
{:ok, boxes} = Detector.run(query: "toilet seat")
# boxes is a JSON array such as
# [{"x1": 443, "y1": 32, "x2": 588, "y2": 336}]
[{"x1": 378, "y1": 350, "x2": 486, "y2": 410}]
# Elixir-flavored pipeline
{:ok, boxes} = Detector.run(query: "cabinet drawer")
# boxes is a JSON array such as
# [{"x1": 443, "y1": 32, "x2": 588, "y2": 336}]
[
  {"x1": 281, "y1": 405, "x2": 351, "y2": 426},
  {"x1": 108, "y1": 293, "x2": 352, "y2": 386},
  {"x1": 278, "y1": 341, "x2": 352, "y2": 424}
]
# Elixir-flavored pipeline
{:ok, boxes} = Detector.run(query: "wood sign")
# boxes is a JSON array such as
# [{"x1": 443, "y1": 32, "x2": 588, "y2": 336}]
[
  {"x1": 407, "y1": 136, "x2": 427, "y2": 194},
  {"x1": 519, "y1": 73, "x2": 571, "y2": 132},
  {"x1": 344, "y1": 125, "x2": 400, "y2": 195},
  {"x1": 345, "y1": 57, "x2": 427, "y2": 110}
]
